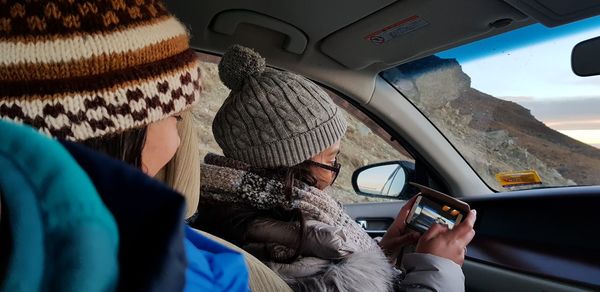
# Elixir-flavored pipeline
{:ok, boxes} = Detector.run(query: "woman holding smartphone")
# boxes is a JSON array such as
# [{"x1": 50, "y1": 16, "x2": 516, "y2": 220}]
[{"x1": 192, "y1": 45, "x2": 477, "y2": 292}]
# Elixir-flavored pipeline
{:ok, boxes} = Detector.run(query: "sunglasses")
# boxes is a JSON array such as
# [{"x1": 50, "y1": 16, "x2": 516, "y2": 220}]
[{"x1": 305, "y1": 158, "x2": 342, "y2": 185}]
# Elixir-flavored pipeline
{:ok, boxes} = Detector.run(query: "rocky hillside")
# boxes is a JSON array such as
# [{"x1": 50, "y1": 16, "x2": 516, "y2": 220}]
[{"x1": 384, "y1": 56, "x2": 600, "y2": 189}]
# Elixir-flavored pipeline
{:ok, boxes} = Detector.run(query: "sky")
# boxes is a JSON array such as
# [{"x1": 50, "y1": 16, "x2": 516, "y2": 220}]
[{"x1": 438, "y1": 17, "x2": 600, "y2": 148}]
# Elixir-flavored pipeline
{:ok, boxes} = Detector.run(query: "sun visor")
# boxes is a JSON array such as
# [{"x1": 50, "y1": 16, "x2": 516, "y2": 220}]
[
  {"x1": 504, "y1": 0, "x2": 600, "y2": 27},
  {"x1": 320, "y1": 0, "x2": 529, "y2": 70},
  {"x1": 168, "y1": 0, "x2": 396, "y2": 56}
]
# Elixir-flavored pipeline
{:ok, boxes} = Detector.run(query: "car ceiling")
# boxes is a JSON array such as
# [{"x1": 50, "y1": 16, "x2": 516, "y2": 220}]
[{"x1": 168, "y1": 0, "x2": 600, "y2": 103}]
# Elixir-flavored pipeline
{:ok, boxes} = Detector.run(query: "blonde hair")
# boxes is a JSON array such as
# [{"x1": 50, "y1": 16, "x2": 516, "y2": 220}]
[{"x1": 156, "y1": 110, "x2": 201, "y2": 219}]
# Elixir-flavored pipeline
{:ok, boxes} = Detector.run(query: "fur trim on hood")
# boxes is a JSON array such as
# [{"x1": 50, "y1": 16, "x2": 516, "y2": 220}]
[{"x1": 271, "y1": 251, "x2": 398, "y2": 292}]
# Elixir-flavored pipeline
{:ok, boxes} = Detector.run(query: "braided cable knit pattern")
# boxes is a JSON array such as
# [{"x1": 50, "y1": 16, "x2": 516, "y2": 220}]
[{"x1": 213, "y1": 46, "x2": 348, "y2": 168}]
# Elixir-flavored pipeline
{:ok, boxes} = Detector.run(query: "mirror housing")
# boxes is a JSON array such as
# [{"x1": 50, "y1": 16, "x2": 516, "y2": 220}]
[
  {"x1": 572, "y1": 36, "x2": 600, "y2": 77},
  {"x1": 351, "y1": 160, "x2": 417, "y2": 200}
]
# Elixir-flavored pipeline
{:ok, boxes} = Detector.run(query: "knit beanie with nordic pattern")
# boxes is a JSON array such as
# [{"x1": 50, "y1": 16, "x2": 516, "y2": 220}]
[
  {"x1": 0, "y1": 0, "x2": 201, "y2": 141},
  {"x1": 213, "y1": 45, "x2": 347, "y2": 168}
]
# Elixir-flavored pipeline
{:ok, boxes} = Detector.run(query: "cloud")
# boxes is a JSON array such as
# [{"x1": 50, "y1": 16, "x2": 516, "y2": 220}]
[
  {"x1": 545, "y1": 119, "x2": 600, "y2": 130},
  {"x1": 510, "y1": 97, "x2": 600, "y2": 130},
  {"x1": 501, "y1": 96, "x2": 537, "y2": 103}
]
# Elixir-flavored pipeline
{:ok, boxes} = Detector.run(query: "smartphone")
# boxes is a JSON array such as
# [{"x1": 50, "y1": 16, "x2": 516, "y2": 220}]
[{"x1": 405, "y1": 183, "x2": 470, "y2": 233}]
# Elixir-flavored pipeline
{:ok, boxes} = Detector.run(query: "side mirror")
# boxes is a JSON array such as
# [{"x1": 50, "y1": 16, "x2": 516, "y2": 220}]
[
  {"x1": 572, "y1": 36, "x2": 600, "y2": 77},
  {"x1": 352, "y1": 161, "x2": 417, "y2": 200}
]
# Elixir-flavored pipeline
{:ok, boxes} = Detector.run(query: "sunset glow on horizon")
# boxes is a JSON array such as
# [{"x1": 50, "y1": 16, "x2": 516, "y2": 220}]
[
  {"x1": 440, "y1": 18, "x2": 600, "y2": 149},
  {"x1": 557, "y1": 129, "x2": 600, "y2": 149}
]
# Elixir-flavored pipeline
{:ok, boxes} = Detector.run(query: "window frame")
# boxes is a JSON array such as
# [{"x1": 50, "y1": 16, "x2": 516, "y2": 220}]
[
  {"x1": 195, "y1": 49, "x2": 453, "y2": 198},
  {"x1": 318, "y1": 83, "x2": 453, "y2": 196}
]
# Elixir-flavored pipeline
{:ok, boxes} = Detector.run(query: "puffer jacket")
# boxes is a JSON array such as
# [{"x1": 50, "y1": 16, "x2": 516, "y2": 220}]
[{"x1": 192, "y1": 153, "x2": 466, "y2": 292}]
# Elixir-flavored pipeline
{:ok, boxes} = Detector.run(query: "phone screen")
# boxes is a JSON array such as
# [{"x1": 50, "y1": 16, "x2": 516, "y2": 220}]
[{"x1": 407, "y1": 196, "x2": 465, "y2": 233}]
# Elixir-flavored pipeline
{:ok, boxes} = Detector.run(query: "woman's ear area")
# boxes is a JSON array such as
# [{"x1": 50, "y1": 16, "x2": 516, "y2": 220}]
[{"x1": 141, "y1": 116, "x2": 181, "y2": 177}]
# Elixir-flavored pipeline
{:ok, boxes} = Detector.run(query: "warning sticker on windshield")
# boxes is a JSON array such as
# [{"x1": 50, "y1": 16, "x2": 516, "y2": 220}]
[
  {"x1": 495, "y1": 170, "x2": 542, "y2": 188},
  {"x1": 364, "y1": 15, "x2": 429, "y2": 45}
]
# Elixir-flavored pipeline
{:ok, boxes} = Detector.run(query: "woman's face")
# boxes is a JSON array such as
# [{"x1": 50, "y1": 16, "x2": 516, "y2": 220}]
[
  {"x1": 141, "y1": 116, "x2": 181, "y2": 176},
  {"x1": 309, "y1": 140, "x2": 341, "y2": 190}
]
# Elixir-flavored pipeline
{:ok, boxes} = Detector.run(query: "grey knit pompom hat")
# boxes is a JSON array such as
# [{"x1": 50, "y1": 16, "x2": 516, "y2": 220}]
[{"x1": 213, "y1": 45, "x2": 348, "y2": 168}]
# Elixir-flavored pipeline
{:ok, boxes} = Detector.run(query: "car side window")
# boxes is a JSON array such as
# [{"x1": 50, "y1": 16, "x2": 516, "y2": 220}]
[
  {"x1": 195, "y1": 53, "x2": 414, "y2": 204},
  {"x1": 326, "y1": 91, "x2": 414, "y2": 204}
]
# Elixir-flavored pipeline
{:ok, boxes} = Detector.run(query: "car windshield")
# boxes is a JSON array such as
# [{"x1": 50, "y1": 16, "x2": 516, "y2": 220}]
[{"x1": 381, "y1": 16, "x2": 600, "y2": 192}]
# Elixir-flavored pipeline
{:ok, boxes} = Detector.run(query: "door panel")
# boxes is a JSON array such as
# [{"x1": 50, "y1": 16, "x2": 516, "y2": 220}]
[
  {"x1": 462, "y1": 186, "x2": 600, "y2": 289},
  {"x1": 463, "y1": 260, "x2": 592, "y2": 292},
  {"x1": 344, "y1": 186, "x2": 600, "y2": 290},
  {"x1": 345, "y1": 201, "x2": 406, "y2": 237}
]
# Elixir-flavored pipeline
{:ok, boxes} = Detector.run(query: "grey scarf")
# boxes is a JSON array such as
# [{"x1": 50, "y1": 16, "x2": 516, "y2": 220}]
[{"x1": 200, "y1": 154, "x2": 398, "y2": 292}]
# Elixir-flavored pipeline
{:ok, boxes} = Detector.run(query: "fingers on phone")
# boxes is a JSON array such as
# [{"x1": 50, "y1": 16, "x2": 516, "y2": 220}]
[
  {"x1": 408, "y1": 195, "x2": 419, "y2": 203},
  {"x1": 398, "y1": 195, "x2": 419, "y2": 223},
  {"x1": 422, "y1": 223, "x2": 448, "y2": 241},
  {"x1": 401, "y1": 195, "x2": 418, "y2": 211},
  {"x1": 465, "y1": 209, "x2": 477, "y2": 226},
  {"x1": 453, "y1": 210, "x2": 477, "y2": 243},
  {"x1": 456, "y1": 209, "x2": 476, "y2": 230},
  {"x1": 399, "y1": 204, "x2": 411, "y2": 219}
]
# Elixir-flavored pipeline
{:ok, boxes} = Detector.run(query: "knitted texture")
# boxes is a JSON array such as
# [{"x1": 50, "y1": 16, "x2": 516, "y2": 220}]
[
  {"x1": 200, "y1": 153, "x2": 379, "y2": 252},
  {"x1": 199, "y1": 153, "x2": 398, "y2": 291},
  {"x1": 0, "y1": 0, "x2": 202, "y2": 141},
  {"x1": 218, "y1": 44, "x2": 266, "y2": 91},
  {"x1": 213, "y1": 45, "x2": 347, "y2": 168}
]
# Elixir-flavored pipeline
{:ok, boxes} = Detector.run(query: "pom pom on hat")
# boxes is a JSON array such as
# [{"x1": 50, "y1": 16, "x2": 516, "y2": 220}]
[{"x1": 218, "y1": 45, "x2": 266, "y2": 91}]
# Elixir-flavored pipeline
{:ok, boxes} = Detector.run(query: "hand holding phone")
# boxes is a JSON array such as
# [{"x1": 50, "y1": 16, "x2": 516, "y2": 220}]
[
  {"x1": 416, "y1": 209, "x2": 477, "y2": 266},
  {"x1": 403, "y1": 183, "x2": 476, "y2": 266},
  {"x1": 405, "y1": 183, "x2": 470, "y2": 233},
  {"x1": 378, "y1": 196, "x2": 421, "y2": 263}
]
